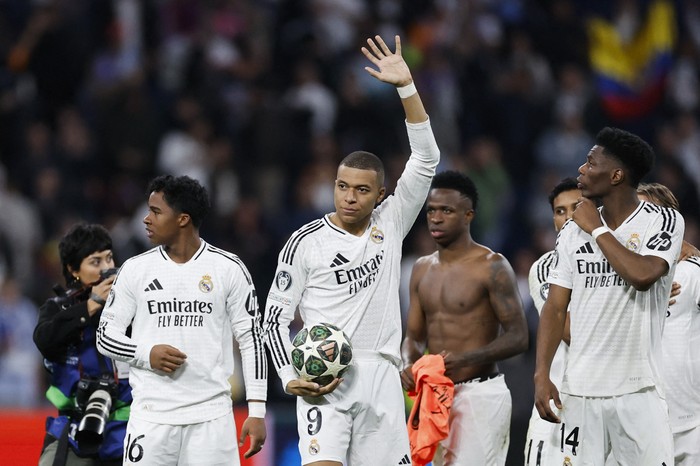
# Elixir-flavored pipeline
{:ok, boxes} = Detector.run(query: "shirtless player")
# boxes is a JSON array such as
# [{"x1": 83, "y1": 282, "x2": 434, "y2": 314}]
[{"x1": 401, "y1": 170, "x2": 528, "y2": 465}]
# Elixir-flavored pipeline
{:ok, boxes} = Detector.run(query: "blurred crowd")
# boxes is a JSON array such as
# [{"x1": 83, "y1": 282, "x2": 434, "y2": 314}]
[{"x1": 1, "y1": 0, "x2": 700, "y2": 418}]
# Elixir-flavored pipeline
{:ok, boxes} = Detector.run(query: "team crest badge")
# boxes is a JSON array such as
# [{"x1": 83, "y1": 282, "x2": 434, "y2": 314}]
[
  {"x1": 309, "y1": 439, "x2": 320, "y2": 455},
  {"x1": 276, "y1": 271, "x2": 292, "y2": 291},
  {"x1": 370, "y1": 226, "x2": 384, "y2": 244},
  {"x1": 626, "y1": 233, "x2": 641, "y2": 251},
  {"x1": 563, "y1": 457, "x2": 573, "y2": 466},
  {"x1": 539, "y1": 283, "x2": 549, "y2": 301},
  {"x1": 199, "y1": 275, "x2": 213, "y2": 293}
]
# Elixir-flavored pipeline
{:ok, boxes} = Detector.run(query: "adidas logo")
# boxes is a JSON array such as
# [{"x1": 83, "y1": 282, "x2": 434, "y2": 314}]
[
  {"x1": 330, "y1": 253, "x2": 350, "y2": 268},
  {"x1": 144, "y1": 278, "x2": 163, "y2": 292},
  {"x1": 575, "y1": 242, "x2": 594, "y2": 254},
  {"x1": 398, "y1": 454, "x2": 411, "y2": 464}
]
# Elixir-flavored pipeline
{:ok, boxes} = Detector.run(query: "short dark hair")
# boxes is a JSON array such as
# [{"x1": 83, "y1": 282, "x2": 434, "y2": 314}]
[
  {"x1": 548, "y1": 177, "x2": 579, "y2": 211},
  {"x1": 59, "y1": 223, "x2": 112, "y2": 286},
  {"x1": 147, "y1": 175, "x2": 210, "y2": 228},
  {"x1": 339, "y1": 151, "x2": 385, "y2": 185},
  {"x1": 595, "y1": 127, "x2": 654, "y2": 187},
  {"x1": 430, "y1": 170, "x2": 479, "y2": 210}
]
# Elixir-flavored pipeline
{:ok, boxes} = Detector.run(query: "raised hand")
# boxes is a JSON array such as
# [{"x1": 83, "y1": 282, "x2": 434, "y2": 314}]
[{"x1": 362, "y1": 35, "x2": 413, "y2": 87}]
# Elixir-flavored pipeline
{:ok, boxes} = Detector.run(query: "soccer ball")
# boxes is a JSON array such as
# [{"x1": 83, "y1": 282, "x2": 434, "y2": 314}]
[{"x1": 291, "y1": 323, "x2": 353, "y2": 386}]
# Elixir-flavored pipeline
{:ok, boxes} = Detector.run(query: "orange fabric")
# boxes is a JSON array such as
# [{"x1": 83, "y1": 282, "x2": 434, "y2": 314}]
[{"x1": 406, "y1": 354, "x2": 455, "y2": 466}]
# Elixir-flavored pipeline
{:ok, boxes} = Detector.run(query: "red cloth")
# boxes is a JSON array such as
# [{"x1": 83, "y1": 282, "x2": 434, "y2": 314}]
[{"x1": 406, "y1": 354, "x2": 455, "y2": 466}]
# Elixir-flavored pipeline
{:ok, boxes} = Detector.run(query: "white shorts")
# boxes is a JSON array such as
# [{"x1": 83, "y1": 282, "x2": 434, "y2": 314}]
[
  {"x1": 559, "y1": 388, "x2": 673, "y2": 465},
  {"x1": 123, "y1": 413, "x2": 238, "y2": 466},
  {"x1": 524, "y1": 408, "x2": 565, "y2": 466},
  {"x1": 436, "y1": 374, "x2": 511, "y2": 466},
  {"x1": 673, "y1": 424, "x2": 700, "y2": 466},
  {"x1": 296, "y1": 350, "x2": 410, "y2": 465}
]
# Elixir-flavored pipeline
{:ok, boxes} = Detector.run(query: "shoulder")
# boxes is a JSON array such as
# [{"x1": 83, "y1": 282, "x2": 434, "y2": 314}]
[
  {"x1": 279, "y1": 218, "x2": 330, "y2": 266},
  {"x1": 122, "y1": 247, "x2": 163, "y2": 267},
  {"x1": 638, "y1": 202, "x2": 683, "y2": 229},
  {"x1": 529, "y1": 250, "x2": 556, "y2": 276},
  {"x1": 413, "y1": 252, "x2": 438, "y2": 271}
]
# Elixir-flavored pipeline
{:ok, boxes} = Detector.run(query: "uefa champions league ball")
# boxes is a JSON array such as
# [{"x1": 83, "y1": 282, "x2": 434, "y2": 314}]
[{"x1": 291, "y1": 323, "x2": 353, "y2": 386}]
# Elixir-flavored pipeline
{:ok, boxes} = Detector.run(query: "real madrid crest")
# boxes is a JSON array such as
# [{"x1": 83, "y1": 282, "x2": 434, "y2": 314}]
[
  {"x1": 199, "y1": 274, "x2": 213, "y2": 293},
  {"x1": 309, "y1": 439, "x2": 320, "y2": 455},
  {"x1": 370, "y1": 226, "x2": 384, "y2": 244},
  {"x1": 626, "y1": 233, "x2": 641, "y2": 251},
  {"x1": 563, "y1": 456, "x2": 573, "y2": 466}
]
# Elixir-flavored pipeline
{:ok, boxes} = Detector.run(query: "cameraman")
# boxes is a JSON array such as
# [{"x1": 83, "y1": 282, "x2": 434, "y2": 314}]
[{"x1": 34, "y1": 224, "x2": 132, "y2": 466}]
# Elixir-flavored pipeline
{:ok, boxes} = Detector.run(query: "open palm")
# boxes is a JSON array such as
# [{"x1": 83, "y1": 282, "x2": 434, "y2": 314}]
[{"x1": 362, "y1": 35, "x2": 412, "y2": 87}]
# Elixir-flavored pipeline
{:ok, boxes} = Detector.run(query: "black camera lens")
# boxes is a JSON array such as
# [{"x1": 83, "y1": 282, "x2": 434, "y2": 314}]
[{"x1": 76, "y1": 389, "x2": 113, "y2": 454}]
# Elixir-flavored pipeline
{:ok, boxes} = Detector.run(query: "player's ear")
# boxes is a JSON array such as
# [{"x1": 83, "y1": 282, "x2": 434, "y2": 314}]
[
  {"x1": 610, "y1": 167, "x2": 624, "y2": 186},
  {"x1": 178, "y1": 213, "x2": 191, "y2": 227},
  {"x1": 376, "y1": 187, "x2": 386, "y2": 204}
]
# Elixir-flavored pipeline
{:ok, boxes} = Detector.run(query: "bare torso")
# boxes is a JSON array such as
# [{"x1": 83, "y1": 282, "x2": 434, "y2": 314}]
[{"x1": 415, "y1": 246, "x2": 505, "y2": 382}]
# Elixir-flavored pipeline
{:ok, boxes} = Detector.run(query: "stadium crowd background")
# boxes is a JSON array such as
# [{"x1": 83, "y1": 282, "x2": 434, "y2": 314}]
[{"x1": 0, "y1": 0, "x2": 699, "y2": 464}]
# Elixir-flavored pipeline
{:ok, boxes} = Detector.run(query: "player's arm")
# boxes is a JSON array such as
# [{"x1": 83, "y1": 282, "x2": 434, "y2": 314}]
[
  {"x1": 534, "y1": 284, "x2": 570, "y2": 423},
  {"x1": 227, "y1": 263, "x2": 268, "y2": 458},
  {"x1": 263, "y1": 239, "x2": 341, "y2": 398},
  {"x1": 442, "y1": 254, "x2": 528, "y2": 376},
  {"x1": 400, "y1": 258, "x2": 429, "y2": 391},
  {"x1": 573, "y1": 198, "x2": 678, "y2": 290}
]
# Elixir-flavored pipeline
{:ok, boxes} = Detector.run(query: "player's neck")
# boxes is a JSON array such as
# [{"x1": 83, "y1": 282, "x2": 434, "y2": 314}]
[
  {"x1": 163, "y1": 234, "x2": 202, "y2": 263},
  {"x1": 329, "y1": 213, "x2": 370, "y2": 237},
  {"x1": 436, "y1": 234, "x2": 476, "y2": 260},
  {"x1": 600, "y1": 190, "x2": 640, "y2": 230}
]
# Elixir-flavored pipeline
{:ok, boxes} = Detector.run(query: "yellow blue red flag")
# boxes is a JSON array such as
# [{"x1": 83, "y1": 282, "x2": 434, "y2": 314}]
[{"x1": 588, "y1": 0, "x2": 676, "y2": 120}]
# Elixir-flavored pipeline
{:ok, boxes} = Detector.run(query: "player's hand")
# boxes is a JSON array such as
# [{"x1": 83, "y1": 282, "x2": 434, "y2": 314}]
[
  {"x1": 680, "y1": 240, "x2": 699, "y2": 261},
  {"x1": 362, "y1": 35, "x2": 413, "y2": 87},
  {"x1": 149, "y1": 344, "x2": 187, "y2": 373},
  {"x1": 533, "y1": 375, "x2": 562, "y2": 423},
  {"x1": 440, "y1": 351, "x2": 465, "y2": 379},
  {"x1": 669, "y1": 281, "x2": 681, "y2": 306},
  {"x1": 286, "y1": 377, "x2": 342, "y2": 397},
  {"x1": 239, "y1": 417, "x2": 266, "y2": 458},
  {"x1": 572, "y1": 197, "x2": 603, "y2": 235},
  {"x1": 400, "y1": 365, "x2": 415, "y2": 392}
]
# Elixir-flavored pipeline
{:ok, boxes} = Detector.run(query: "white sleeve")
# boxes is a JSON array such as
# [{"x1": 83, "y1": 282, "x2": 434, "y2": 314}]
[
  {"x1": 264, "y1": 228, "x2": 311, "y2": 391},
  {"x1": 528, "y1": 251, "x2": 556, "y2": 314},
  {"x1": 226, "y1": 258, "x2": 268, "y2": 402},
  {"x1": 380, "y1": 119, "x2": 440, "y2": 237},
  {"x1": 96, "y1": 262, "x2": 152, "y2": 370},
  {"x1": 641, "y1": 206, "x2": 685, "y2": 270}
]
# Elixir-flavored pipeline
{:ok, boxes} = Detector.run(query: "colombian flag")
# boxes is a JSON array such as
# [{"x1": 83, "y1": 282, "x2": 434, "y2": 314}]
[{"x1": 588, "y1": 0, "x2": 677, "y2": 121}]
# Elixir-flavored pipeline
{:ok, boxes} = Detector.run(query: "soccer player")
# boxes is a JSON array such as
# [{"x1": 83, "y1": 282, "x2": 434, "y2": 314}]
[
  {"x1": 97, "y1": 175, "x2": 267, "y2": 465},
  {"x1": 523, "y1": 177, "x2": 579, "y2": 466},
  {"x1": 401, "y1": 170, "x2": 528, "y2": 465},
  {"x1": 534, "y1": 127, "x2": 684, "y2": 464},
  {"x1": 264, "y1": 34, "x2": 440, "y2": 465},
  {"x1": 636, "y1": 182, "x2": 700, "y2": 466}
]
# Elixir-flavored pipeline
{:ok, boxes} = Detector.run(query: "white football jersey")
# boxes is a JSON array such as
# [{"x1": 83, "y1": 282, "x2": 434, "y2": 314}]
[
  {"x1": 97, "y1": 240, "x2": 267, "y2": 425},
  {"x1": 265, "y1": 119, "x2": 440, "y2": 389},
  {"x1": 662, "y1": 256, "x2": 700, "y2": 433},
  {"x1": 549, "y1": 201, "x2": 684, "y2": 396},
  {"x1": 528, "y1": 250, "x2": 568, "y2": 417}
]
